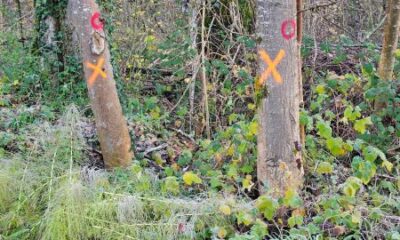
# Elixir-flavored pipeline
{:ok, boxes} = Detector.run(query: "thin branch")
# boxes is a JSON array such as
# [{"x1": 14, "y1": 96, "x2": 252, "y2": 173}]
[
  {"x1": 298, "y1": 1, "x2": 336, "y2": 14},
  {"x1": 143, "y1": 143, "x2": 168, "y2": 156},
  {"x1": 201, "y1": 0, "x2": 210, "y2": 139}
]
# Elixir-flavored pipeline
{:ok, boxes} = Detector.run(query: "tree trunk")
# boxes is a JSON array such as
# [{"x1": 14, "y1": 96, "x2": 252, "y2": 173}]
[
  {"x1": 0, "y1": 0, "x2": 4, "y2": 30},
  {"x1": 297, "y1": 0, "x2": 305, "y2": 146},
  {"x1": 200, "y1": 0, "x2": 211, "y2": 139},
  {"x1": 15, "y1": 0, "x2": 24, "y2": 45},
  {"x1": 256, "y1": 0, "x2": 303, "y2": 196},
  {"x1": 67, "y1": 0, "x2": 133, "y2": 168},
  {"x1": 375, "y1": 0, "x2": 400, "y2": 109},
  {"x1": 378, "y1": 0, "x2": 400, "y2": 80},
  {"x1": 189, "y1": 0, "x2": 199, "y2": 134}
]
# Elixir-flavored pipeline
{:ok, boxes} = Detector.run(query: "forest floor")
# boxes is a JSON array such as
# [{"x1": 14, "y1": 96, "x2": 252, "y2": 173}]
[{"x1": 0, "y1": 21, "x2": 400, "y2": 240}]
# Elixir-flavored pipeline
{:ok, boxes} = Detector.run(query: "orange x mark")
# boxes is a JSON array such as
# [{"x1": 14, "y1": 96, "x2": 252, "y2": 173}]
[
  {"x1": 86, "y1": 57, "x2": 107, "y2": 86},
  {"x1": 258, "y1": 49, "x2": 285, "y2": 85}
]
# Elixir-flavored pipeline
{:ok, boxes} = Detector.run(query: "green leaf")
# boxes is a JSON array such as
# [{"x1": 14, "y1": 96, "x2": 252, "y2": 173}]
[
  {"x1": 236, "y1": 211, "x2": 254, "y2": 226},
  {"x1": 162, "y1": 176, "x2": 180, "y2": 195},
  {"x1": 316, "y1": 162, "x2": 334, "y2": 174},
  {"x1": 363, "y1": 145, "x2": 387, "y2": 162},
  {"x1": 182, "y1": 171, "x2": 202, "y2": 186},
  {"x1": 315, "y1": 84, "x2": 326, "y2": 94},
  {"x1": 256, "y1": 195, "x2": 279, "y2": 220},
  {"x1": 317, "y1": 121, "x2": 332, "y2": 139},
  {"x1": 250, "y1": 219, "x2": 269, "y2": 238},
  {"x1": 352, "y1": 156, "x2": 376, "y2": 184},
  {"x1": 177, "y1": 149, "x2": 193, "y2": 166},
  {"x1": 326, "y1": 137, "x2": 347, "y2": 156},
  {"x1": 382, "y1": 160, "x2": 393, "y2": 172},
  {"x1": 219, "y1": 205, "x2": 232, "y2": 216},
  {"x1": 343, "y1": 106, "x2": 361, "y2": 123},
  {"x1": 342, "y1": 177, "x2": 362, "y2": 197},
  {"x1": 210, "y1": 176, "x2": 222, "y2": 189},
  {"x1": 248, "y1": 121, "x2": 258, "y2": 136},
  {"x1": 283, "y1": 189, "x2": 303, "y2": 208},
  {"x1": 354, "y1": 117, "x2": 372, "y2": 134},
  {"x1": 300, "y1": 111, "x2": 314, "y2": 130},
  {"x1": 288, "y1": 215, "x2": 303, "y2": 228}
]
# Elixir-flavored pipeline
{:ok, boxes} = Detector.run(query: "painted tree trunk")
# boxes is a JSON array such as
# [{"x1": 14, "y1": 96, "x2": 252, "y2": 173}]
[
  {"x1": 256, "y1": 0, "x2": 303, "y2": 196},
  {"x1": 378, "y1": 0, "x2": 400, "y2": 81},
  {"x1": 66, "y1": 0, "x2": 133, "y2": 168}
]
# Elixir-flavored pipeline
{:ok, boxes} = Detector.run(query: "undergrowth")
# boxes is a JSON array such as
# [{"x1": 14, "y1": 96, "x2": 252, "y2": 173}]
[{"x1": 0, "y1": 106, "x2": 247, "y2": 240}]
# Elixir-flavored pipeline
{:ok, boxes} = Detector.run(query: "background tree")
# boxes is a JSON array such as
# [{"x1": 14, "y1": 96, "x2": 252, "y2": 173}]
[
  {"x1": 378, "y1": 0, "x2": 400, "y2": 80},
  {"x1": 376, "y1": 0, "x2": 400, "y2": 109},
  {"x1": 256, "y1": 0, "x2": 303, "y2": 196},
  {"x1": 66, "y1": 0, "x2": 133, "y2": 168}
]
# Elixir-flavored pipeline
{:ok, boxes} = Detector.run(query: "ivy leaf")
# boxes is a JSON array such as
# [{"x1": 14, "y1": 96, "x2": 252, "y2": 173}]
[
  {"x1": 236, "y1": 211, "x2": 254, "y2": 226},
  {"x1": 210, "y1": 176, "x2": 222, "y2": 189},
  {"x1": 182, "y1": 171, "x2": 202, "y2": 186},
  {"x1": 248, "y1": 121, "x2": 258, "y2": 136},
  {"x1": 162, "y1": 176, "x2": 180, "y2": 195},
  {"x1": 354, "y1": 117, "x2": 372, "y2": 134},
  {"x1": 242, "y1": 175, "x2": 254, "y2": 191},
  {"x1": 351, "y1": 210, "x2": 362, "y2": 224},
  {"x1": 317, "y1": 121, "x2": 332, "y2": 139},
  {"x1": 326, "y1": 137, "x2": 347, "y2": 156},
  {"x1": 256, "y1": 195, "x2": 278, "y2": 220},
  {"x1": 288, "y1": 215, "x2": 303, "y2": 228},
  {"x1": 342, "y1": 177, "x2": 362, "y2": 197},
  {"x1": 283, "y1": 189, "x2": 303, "y2": 208},
  {"x1": 316, "y1": 162, "x2": 334, "y2": 174},
  {"x1": 219, "y1": 205, "x2": 232, "y2": 216},
  {"x1": 352, "y1": 156, "x2": 376, "y2": 184},
  {"x1": 217, "y1": 227, "x2": 227, "y2": 239},
  {"x1": 343, "y1": 184, "x2": 356, "y2": 197},
  {"x1": 250, "y1": 219, "x2": 268, "y2": 238},
  {"x1": 315, "y1": 84, "x2": 326, "y2": 94},
  {"x1": 177, "y1": 149, "x2": 193, "y2": 166},
  {"x1": 363, "y1": 145, "x2": 387, "y2": 162},
  {"x1": 382, "y1": 160, "x2": 393, "y2": 172},
  {"x1": 343, "y1": 106, "x2": 361, "y2": 123}
]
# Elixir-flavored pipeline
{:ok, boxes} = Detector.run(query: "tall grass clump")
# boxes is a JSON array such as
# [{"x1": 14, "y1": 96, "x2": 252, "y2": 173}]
[{"x1": 0, "y1": 105, "x2": 242, "y2": 239}]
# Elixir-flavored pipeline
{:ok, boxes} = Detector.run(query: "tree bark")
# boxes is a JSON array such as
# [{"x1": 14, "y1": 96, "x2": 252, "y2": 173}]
[
  {"x1": 200, "y1": 0, "x2": 211, "y2": 139},
  {"x1": 15, "y1": 0, "x2": 24, "y2": 45},
  {"x1": 378, "y1": 0, "x2": 400, "y2": 81},
  {"x1": 189, "y1": 0, "x2": 199, "y2": 134},
  {"x1": 256, "y1": 0, "x2": 303, "y2": 196},
  {"x1": 297, "y1": 0, "x2": 306, "y2": 146},
  {"x1": 67, "y1": 0, "x2": 133, "y2": 168},
  {"x1": 375, "y1": 0, "x2": 400, "y2": 110}
]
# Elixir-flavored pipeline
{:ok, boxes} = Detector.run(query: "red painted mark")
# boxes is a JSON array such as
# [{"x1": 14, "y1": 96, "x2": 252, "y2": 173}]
[
  {"x1": 90, "y1": 12, "x2": 104, "y2": 30},
  {"x1": 178, "y1": 223, "x2": 185, "y2": 233},
  {"x1": 86, "y1": 57, "x2": 106, "y2": 86},
  {"x1": 281, "y1": 19, "x2": 296, "y2": 40}
]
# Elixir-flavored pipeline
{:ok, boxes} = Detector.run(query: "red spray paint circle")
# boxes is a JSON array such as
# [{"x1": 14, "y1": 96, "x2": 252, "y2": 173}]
[
  {"x1": 90, "y1": 12, "x2": 104, "y2": 30},
  {"x1": 281, "y1": 19, "x2": 296, "y2": 40}
]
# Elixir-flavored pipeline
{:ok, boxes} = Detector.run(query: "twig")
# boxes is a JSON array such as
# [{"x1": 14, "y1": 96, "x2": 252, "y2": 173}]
[
  {"x1": 321, "y1": 16, "x2": 362, "y2": 43},
  {"x1": 143, "y1": 143, "x2": 168, "y2": 156},
  {"x1": 384, "y1": 215, "x2": 400, "y2": 224},
  {"x1": 376, "y1": 174, "x2": 397, "y2": 180},
  {"x1": 168, "y1": 127, "x2": 196, "y2": 144},
  {"x1": 169, "y1": 80, "x2": 191, "y2": 113},
  {"x1": 362, "y1": 15, "x2": 387, "y2": 42},
  {"x1": 189, "y1": 3, "x2": 200, "y2": 133},
  {"x1": 298, "y1": 1, "x2": 336, "y2": 14}
]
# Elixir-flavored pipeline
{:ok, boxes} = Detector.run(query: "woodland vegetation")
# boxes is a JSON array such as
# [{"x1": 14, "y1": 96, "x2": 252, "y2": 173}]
[{"x1": 0, "y1": 0, "x2": 399, "y2": 239}]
